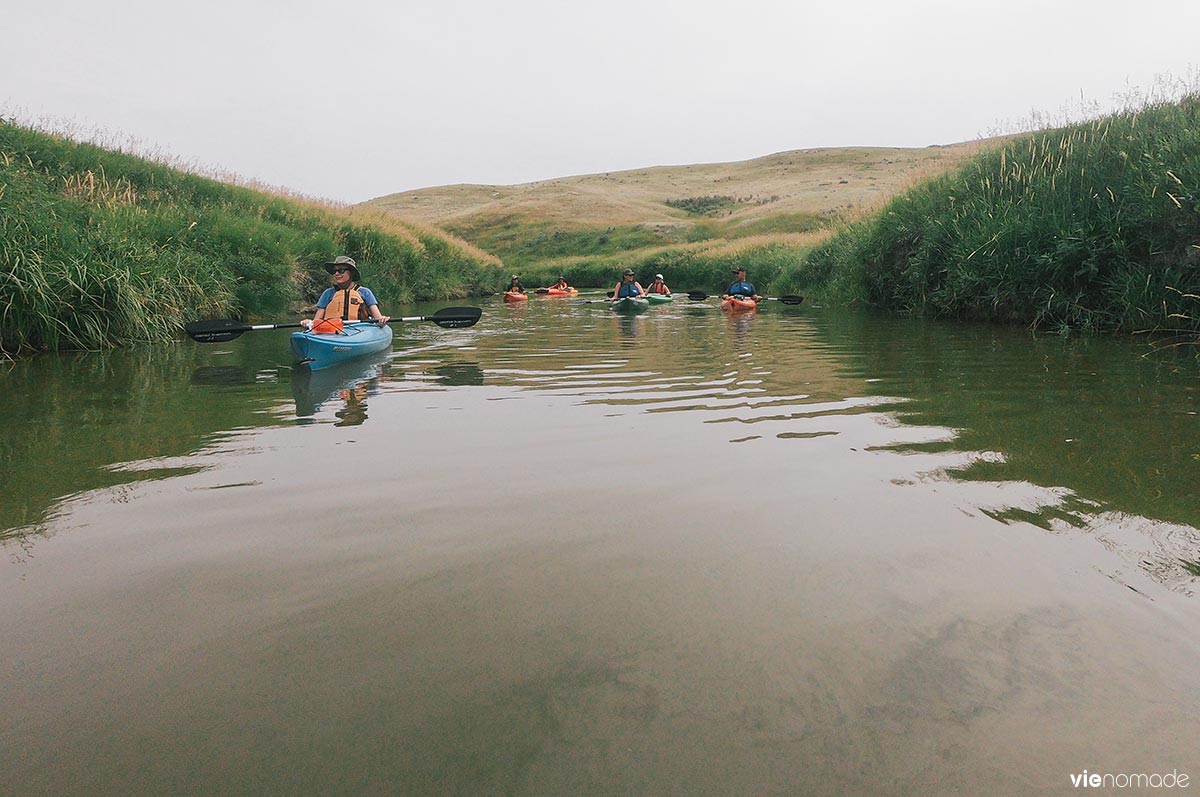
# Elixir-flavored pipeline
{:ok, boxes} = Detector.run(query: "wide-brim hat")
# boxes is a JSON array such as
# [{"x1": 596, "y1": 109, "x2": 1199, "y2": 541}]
[
  {"x1": 622, "y1": 268, "x2": 635, "y2": 276},
  {"x1": 324, "y1": 255, "x2": 360, "y2": 280}
]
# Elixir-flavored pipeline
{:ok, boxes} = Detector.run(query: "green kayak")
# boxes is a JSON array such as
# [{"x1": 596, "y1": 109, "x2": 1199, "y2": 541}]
[
  {"x1": 611, "y1": 296, "x2": 650, "y2": 313},
  {"x1": 646, "y1": 293, "x2": 673, "y2": 305}
]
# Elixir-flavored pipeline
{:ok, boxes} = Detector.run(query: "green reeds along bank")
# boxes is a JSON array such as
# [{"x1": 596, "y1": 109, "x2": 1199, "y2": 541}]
[
  {"x1": 801, "y1": 95, "x2": 1200, "y2": 335},
  {"x1": 0, "y1": 121, "x2": 503, "y2": 356}
]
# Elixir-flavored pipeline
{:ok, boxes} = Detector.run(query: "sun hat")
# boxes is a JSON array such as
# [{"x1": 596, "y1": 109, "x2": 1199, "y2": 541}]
[
  {"x1": 731, "y1": 266, "x2": 746, "y2": 274},
  {"x1": 655, "y1": 273, "x2": 663, "y2": 279},
  {"x1": 623, "y1": 268, "x2": 634, "y2": 276},
  {"x1": 324, "y1": 255, "x2": 360, "y2": 280}
]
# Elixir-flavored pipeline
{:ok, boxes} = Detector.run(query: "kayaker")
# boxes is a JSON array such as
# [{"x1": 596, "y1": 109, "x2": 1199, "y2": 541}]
[
  {"x1": 550, "y1": 276, "x2": 570, "y2": 291},
  {"x1": 647, "y1": 273, "x2": 671, "y2": 295},
  {"x1": 301, "y1": 256, "x2": 390, "y2": 330},
  {"x1": 507, "y1": 275, "x2": 526, "y2": 294},
  {"x1": 722, "y1": 266, "x2": 762, "y2": 303},
  {"x1": 610, "y1": 268, "x2": 646, "y2": 302}
]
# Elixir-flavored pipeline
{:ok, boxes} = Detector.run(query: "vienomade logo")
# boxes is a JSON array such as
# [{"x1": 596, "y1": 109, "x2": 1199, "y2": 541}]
[{"x1": 1070, "y1": 770, "x2": 1190, "y2": 789}]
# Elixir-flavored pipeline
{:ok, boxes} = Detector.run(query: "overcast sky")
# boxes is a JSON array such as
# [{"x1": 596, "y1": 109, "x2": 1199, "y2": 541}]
[{"x1": 4, "y1": 0, "x2": 1198, "y2": 203}]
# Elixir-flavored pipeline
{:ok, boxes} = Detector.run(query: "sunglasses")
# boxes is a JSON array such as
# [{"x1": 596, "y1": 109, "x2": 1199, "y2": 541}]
[{"x1": 332, "y1": 268, "x2": 351, "y2": 274}]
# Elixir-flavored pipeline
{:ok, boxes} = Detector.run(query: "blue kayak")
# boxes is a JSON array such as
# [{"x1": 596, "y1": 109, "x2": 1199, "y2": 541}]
[
  {"x1": 611, "y1": 296, "x2": 650, "y2": 313},
  {"x1": 289, "y1": 322, "x2": 394, "y2": 370}
]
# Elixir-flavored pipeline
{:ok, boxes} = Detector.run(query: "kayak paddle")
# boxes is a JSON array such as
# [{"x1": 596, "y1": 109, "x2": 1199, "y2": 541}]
[
  {"x1": 185, "y1": 306, "x2": 483, "y2": 343},
  {"x1": 685, "y1": 291, "x2": 804, "y2": 305}
]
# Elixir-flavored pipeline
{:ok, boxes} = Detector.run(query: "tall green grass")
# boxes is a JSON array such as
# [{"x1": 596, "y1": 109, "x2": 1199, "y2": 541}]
[
  {"x1": 801, "y1": 95, "x2": 1200, "y2": 334},
  {"x1": 0, "y1": 121, "x2": 503, "y2": 356}
]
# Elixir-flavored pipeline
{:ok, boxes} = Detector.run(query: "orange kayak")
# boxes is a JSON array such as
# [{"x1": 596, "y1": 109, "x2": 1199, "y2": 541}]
[
  {"x1": 721, "y1": 296, "x2": 757, "y2": 312},
  {"x1": 504, "y1": 291, "x2": 528, "y2": 303},
  {"x1": 540, "y1": 287, "x2": 578, "y2": 297}
]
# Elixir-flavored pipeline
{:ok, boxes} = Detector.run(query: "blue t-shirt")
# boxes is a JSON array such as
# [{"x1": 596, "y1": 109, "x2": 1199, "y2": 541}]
[
  {"x1": 317, "y1": 286, "x2": 379, "y2": 309},
  {"x1": 727, "y1": 280, "x2": 755, "y2": 297}
]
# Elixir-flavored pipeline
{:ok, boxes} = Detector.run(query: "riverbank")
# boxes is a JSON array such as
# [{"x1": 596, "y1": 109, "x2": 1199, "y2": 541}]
[
  {"x1": 0, "y1": 122, "x2": 503, "y2": 356},
  {"x1": 799, "y1": 95, "x2": 1200, "y2": 335}
]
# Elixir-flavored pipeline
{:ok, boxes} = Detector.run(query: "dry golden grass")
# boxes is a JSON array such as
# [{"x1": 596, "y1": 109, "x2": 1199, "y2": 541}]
[
  {"x1": 363, "y1": 140, "x2": 1004, "y2": 230},
  {"x1": 698, "y1": 230, "x2": 835, "y2": 257}
]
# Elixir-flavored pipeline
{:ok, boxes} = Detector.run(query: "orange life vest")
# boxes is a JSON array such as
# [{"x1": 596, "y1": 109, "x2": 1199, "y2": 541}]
[
  {"x1": 325, "y1": 286, "x2": 369, "y2": 321},
  {"x1": 649, "y1": 281, "x2": 670, "y2": 294}
]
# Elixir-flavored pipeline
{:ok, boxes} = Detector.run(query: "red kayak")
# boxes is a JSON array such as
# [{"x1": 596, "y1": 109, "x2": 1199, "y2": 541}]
[
  {"x1": 504, "y1": 291, "x2": 528, "y2": 303},
  {"x1": 539, "y1": 287, "x2": 579, "y2": 297},
  {"x1": 721, "y1": 296, "x2": 757, "y2": 312}
]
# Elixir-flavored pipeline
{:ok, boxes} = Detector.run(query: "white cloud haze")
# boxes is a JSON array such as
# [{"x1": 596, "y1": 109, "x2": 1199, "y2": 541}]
[{"x1": 4, "y1": 0, "x2": 1198, "y2": 202}]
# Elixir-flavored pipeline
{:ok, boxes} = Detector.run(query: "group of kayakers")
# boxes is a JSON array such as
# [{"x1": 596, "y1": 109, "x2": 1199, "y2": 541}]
[
  {"x1": 610, "y1": 269, "x2": 670, "y2": 301},
  {"x1": 607, "y1": 266, "x2": 760, "y2": 304},
  {"x1": 303, "y1": 255, "x2": 765, "y2": 329},
  {"x1": 509, "y1": 266, "x2": 757, "y2": 304}
]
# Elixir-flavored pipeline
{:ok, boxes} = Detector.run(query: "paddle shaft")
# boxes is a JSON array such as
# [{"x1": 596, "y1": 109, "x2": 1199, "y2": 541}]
[
  {"x1": 186, "y1": 307, "x2": 482, "y2": 343},
  {"x1": 686, "y1": 291, "x2": 804, "y2": 305}
]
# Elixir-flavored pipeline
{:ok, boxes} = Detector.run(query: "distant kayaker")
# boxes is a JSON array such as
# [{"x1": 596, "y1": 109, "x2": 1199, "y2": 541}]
[
  {"x1": 610, "y1": 268, "x2": 646, "y2": 302},
  {"x1": 647, "y1": 273, "x2": 671, "y2": 295},
  {"x1": 722, "y1": 266, "x2": 762, "y2": 303},
  {"x1": 301, "y1": 256, "x2": 390, "y2": 330},
  {"x1": 550, "y1": 276, "x2": 570, "y2": 291},
  {"x1": 507, "y1": 275, "x2": 526, "y2": 294}
]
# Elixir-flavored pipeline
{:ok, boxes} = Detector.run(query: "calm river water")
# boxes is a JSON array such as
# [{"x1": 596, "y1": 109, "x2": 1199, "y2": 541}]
[{"x1": 2, "y1": 294, "x2": 1198, "y2": 795}]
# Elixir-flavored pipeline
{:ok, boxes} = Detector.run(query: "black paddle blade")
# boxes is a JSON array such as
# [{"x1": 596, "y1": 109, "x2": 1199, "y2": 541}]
[
  {"x1": 184, "y1": 318, "x2": 250, "y2": 343},
  {"x1": 430, "y1": 306, "x2": 483, "y2": 329},
  {"x1": 686, "y1": 291, "x2": 709, "y2": 301},
  {"x1": 775, "y1": 295, "x2": 805, "y2": 305}
]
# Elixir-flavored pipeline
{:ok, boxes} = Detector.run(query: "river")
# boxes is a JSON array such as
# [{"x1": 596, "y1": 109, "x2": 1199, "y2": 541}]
[{"x1": 2, "y1": 293, "x2": 1198, "y2": 794}]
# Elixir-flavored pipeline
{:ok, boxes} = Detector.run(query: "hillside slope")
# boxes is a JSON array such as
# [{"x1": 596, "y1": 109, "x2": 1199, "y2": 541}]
[
  {"x1": 362, "y1": 140, "x2": 1001, "y2": 279},
  {"x1": 1, "y1": 122, "x2": 503, "y2": 355},
  {"x1": 367, "y1": 143, "x2": 998, "y2": 225}
]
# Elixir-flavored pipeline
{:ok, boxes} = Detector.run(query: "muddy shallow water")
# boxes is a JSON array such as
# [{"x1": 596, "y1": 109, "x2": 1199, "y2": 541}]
[{"x1": 2, "y1": 295, "x2": 1198, "y2": 794}]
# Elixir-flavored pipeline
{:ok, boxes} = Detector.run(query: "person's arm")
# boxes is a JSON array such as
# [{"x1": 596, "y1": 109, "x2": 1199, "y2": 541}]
[
  {"x1": 368, "y1": 305, "x2": 390, "y2": 326},
  {"x1": 360, "y1": 288, "x2": 390, "y2": 326},
  {"x1": 302, "y1": 289, "x2": 333, "y2": 329},
  {"x1": 610, "y1": 282, "x2": 622, "y2": 301},
  {"x1": 635, "y1": 282, "x2": 646, "y2": 296}
]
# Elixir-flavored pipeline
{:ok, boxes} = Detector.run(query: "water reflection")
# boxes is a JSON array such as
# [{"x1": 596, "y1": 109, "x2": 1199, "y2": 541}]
[
  {"x1": 290, "y1": 353, "x2": 389, "y2": 423},
  {"x1": 0, "y1": 342, "x2": 291, "y2": 541},
  {"x1": 3, "y1": 296, "x2": 1199, "y2": 794},
  {"x1": 189, "y1": 365, "x2": 254, "y2": 387},
  {"x1": 433, "y1": 362, "x2": 485, "y2": 387}
]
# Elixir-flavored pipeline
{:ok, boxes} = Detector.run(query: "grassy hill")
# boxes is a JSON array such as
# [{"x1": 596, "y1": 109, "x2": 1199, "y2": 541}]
[
  {"x1": 803, "y1": 96, "x2": 1200, "y2": 334},
  {"x1": 363, "y1": 141, "x2": 999, "y2": 284},
  {"x1": 1, "y1": 121, "x2": 504, "y2": 356}
]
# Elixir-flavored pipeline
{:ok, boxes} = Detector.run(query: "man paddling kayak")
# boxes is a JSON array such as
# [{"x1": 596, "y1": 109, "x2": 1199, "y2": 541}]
[
  {"x1": 302, "y1": 256, "x2": 390, "y2": 331},
  {"x1": 722, "y1": 266, "x2": 762, "y2": 304},
  {"x1": 610, "y1": 268, "x2": 647, "y2": 303}
]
